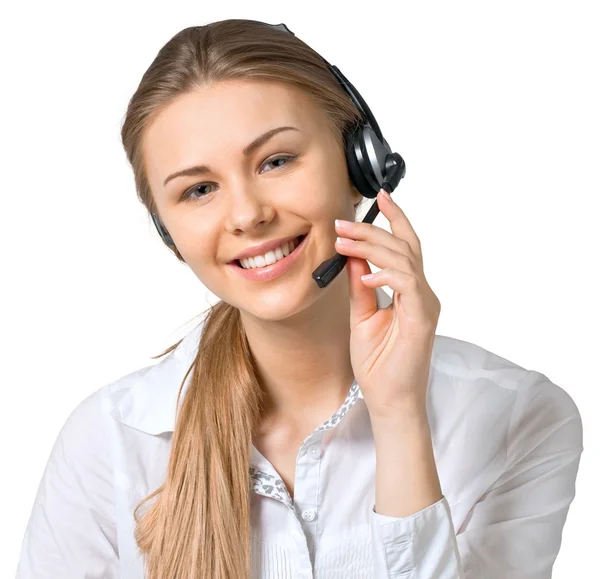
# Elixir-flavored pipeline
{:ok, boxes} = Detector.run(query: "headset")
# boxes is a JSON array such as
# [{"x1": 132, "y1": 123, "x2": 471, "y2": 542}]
[{"x1": 150, "y1": 20, "x2": 406, "y2": 288}]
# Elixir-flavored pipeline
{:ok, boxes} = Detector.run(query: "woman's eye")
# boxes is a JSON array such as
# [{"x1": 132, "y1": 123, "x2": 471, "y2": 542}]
[
  {"x1": 261, "y1": 154, "x2": 295, "y2": 173},
  {"x1": 180, "y1": 154, "x2": 297, "y2": 202}
]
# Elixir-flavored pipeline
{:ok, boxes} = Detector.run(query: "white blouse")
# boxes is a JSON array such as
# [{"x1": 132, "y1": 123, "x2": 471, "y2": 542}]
[{"x1": 16, "y1": 287, "x2": 583, "y2": 578}]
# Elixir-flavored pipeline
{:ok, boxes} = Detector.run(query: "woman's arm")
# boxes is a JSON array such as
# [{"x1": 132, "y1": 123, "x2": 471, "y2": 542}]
[{"x1": 368, "y1": 370, "x2": 583, "y2": 578}]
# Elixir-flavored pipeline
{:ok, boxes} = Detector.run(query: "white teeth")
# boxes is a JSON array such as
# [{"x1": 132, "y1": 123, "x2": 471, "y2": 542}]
[{"x1": 239, "y1": 237, "x2": 301, "y2": 269}]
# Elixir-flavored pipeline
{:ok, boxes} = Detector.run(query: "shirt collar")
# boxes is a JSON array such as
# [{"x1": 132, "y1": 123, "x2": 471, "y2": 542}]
[{"x1": 110, "y1": 287, "x2": 393, "y2": 435}]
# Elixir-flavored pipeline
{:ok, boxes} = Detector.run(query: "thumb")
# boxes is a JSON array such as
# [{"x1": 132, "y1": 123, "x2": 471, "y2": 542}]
[{"x1": 346, "y1": 256, "x2": 378, "y2": 327}]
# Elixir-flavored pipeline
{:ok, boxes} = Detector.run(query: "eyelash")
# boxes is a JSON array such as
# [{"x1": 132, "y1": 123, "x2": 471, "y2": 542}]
[{"x1": 180, "y1": 154, "x2": 298, "y2": 202}]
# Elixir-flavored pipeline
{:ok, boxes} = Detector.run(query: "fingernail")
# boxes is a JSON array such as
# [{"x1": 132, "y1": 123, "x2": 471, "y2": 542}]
[
  {"x1": 379, "y1": 188, "x2": 392, "y2": 201},
  {"x1": 335, "y1": 219, "x2": 352, "y2": 228}
]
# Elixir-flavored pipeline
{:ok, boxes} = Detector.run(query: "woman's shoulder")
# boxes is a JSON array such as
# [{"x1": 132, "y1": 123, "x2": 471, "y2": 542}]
[
  {"x1": 427, "y1": 333, "x2": 582, "y2": 506},
  {"x1": 89, "y1": 324, "x2": 204, "y2": 436},
  {"x1": 429, "y1": 333, "x2": 580, "y2": 416},
  {"x1": 51, "y1": 363, "x2": 158, "y2": 462}
]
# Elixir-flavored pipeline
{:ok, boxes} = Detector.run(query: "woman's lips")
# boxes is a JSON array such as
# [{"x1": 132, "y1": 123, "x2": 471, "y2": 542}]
[{"x1": 228, "y1": 233, "x2": 308, "y2": 282}]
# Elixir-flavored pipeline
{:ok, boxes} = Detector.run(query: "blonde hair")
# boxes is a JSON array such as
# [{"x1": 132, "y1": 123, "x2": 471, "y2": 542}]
[{"x1": 120, "y1": 18, "x2": 365, "y2": 579}]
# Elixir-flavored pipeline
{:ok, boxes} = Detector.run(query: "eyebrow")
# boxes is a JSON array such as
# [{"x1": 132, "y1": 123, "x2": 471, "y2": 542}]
[{"x1": 162, "y1": 125, "x2": 300, "y2": 187}]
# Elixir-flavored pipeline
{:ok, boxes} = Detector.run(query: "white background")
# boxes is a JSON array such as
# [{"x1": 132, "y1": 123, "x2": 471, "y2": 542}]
[{"x1": 2, "y1": 0, "x2": 598, "y2": 576}]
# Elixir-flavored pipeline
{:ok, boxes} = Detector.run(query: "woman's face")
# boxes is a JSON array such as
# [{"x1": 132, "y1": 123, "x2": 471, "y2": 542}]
[{"x1": 143, "y1": 79, "x2": 362, "y2": 319}]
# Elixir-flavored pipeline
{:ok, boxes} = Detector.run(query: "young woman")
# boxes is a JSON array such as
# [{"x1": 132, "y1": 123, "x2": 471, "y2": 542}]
[{"x1": 17, "y1": 19, "x2": 583, "y2": 579}]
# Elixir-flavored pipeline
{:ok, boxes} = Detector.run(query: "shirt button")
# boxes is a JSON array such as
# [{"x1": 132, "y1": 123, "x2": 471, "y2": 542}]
[
  {"x1": 309, "y1": 446, "x2": 322, "y2": 459},
  {"x1": 301, "y1": 508, "x2": 316, "y2": 521}
]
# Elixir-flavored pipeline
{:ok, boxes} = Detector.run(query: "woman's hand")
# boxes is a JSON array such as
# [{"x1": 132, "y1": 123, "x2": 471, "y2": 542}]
[{"x1": 335, "y1": 188, "x2": 441, "y2": 419}]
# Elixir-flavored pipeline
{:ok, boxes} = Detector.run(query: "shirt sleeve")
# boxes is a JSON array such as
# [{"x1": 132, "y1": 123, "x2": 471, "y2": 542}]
[
  {"x1": 369, "y1": 370, "x2": 583, "y2": 579},
  {"x1": 16, "y1": 388, "x2": 120, "y2": 578}
]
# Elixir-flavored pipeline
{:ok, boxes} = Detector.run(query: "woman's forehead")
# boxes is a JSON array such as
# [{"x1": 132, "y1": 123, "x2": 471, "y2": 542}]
[{"x1": 153, "y1": 80, "x2": 317, "y2": 134}]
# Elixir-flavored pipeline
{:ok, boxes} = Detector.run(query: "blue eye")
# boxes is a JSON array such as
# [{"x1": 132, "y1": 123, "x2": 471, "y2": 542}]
[{"x1": 180, "y1": 154, "x2": 297, "y2": 202}]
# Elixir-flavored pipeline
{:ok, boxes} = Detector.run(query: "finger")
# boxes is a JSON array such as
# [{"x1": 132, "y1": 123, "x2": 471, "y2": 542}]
[
  {"x1": 345, "y1": 255, "x2": 379, "y2": 327},
  {"x1": 335, "y1": 237, "x2": 416, "y2": 276},
  {"x1": 377, "y1": 190, "x2": 423, "y2": 263},
  {"x1": 361, "y1": 267, "x2": 434, "y2": 327},
  {"x1": 335, "y1": 218, "x2": 415, "y2": 262}
]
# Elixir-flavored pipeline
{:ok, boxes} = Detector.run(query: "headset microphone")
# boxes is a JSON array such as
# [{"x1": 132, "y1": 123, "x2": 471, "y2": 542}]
[
  {"x1": 150, "y1": 20, "x2": 406, "y2": 289},
  {"x1": 311, "y1": 156, "x2": 404, "y2": 288}
]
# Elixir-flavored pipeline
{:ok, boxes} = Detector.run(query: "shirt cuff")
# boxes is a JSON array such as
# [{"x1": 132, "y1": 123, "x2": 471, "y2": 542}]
[{"x1": 370, "y1": 495, "x2": 462, "y2": 578}]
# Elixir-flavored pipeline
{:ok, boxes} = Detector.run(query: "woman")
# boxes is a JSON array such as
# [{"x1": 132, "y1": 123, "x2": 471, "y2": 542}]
[{"x1": 16, "y1": 19, "x2": 583, "y2": 579}]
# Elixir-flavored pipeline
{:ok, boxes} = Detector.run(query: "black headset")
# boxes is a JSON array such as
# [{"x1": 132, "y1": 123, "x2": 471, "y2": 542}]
[{"x1": 150, "y1": 20, "x2": 406, "y2": 288}]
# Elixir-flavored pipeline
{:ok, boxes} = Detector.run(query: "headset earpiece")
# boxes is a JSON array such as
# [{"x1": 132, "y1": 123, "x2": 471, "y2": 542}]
[{"x1": 345, "y1": 124, "x2": 399, "y2": 199}]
